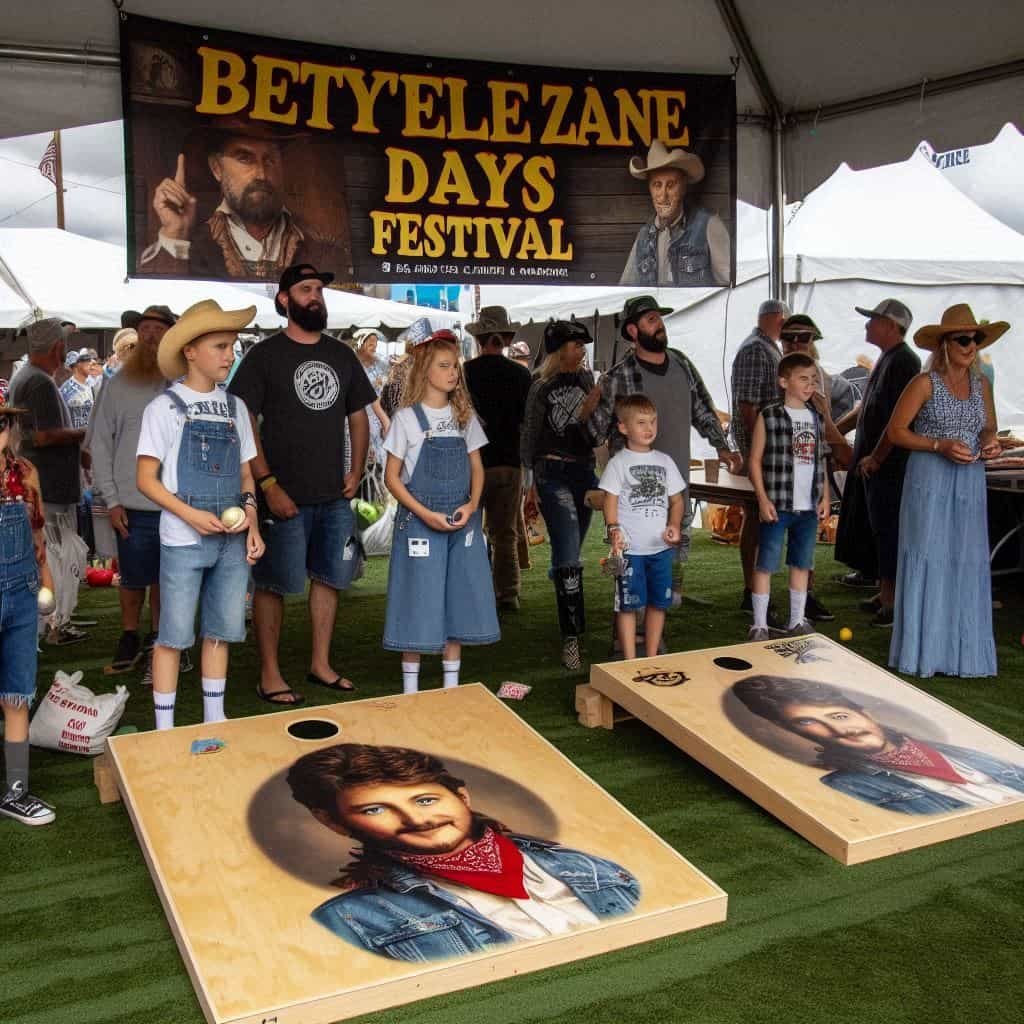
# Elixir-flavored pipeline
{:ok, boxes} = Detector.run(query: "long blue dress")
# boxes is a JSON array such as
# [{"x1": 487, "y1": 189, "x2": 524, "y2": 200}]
[{"x1": 889, "y1": 372, "x2": 996, "y2": 678}]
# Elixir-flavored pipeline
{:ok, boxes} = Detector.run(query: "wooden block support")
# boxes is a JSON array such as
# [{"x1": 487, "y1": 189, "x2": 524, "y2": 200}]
[
  {"x1": 575, "y1": 683, "x2": 616, "y2": 729},
  {"x1": 93, "y1": 750, "x2": 121, "y2": 804}
]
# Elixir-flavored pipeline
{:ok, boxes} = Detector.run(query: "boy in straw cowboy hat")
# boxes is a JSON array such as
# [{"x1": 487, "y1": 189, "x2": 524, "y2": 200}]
[
  {"x1": 619, "y1": 140, "x2": 731, "y2": 287},
  {"x1": 136, "y1": 300, "x2": 265, "y2": 730}
]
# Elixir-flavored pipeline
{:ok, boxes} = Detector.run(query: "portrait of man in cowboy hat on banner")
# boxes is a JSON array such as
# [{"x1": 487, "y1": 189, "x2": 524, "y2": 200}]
[{"x1": 620, "y1": 140, "x2": 732, "y2": 288}]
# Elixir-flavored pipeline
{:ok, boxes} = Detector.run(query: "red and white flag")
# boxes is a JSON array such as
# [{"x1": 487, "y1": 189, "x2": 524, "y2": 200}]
[{"x1": 38, "y1": 135, "x2": 58, "y2": 185}]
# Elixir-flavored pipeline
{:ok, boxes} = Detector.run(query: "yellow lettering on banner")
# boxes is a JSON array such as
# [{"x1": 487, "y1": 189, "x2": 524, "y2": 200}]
[
  {"x1": 521, "y1": 157, "x2": 556, "y2": 213},
  {"x1": 516, "y1": 218, "x2": 548, "y2": 259},
  {"x1": 195, "y1": 47, "x2": 250, "y2": 115},
  {"x1": 547, "y1": 219, "x2": 573, "y2": 259},
  {"x1": 423, "y1": 215, "x2": 446, "y2": 258},
  {"x1": 540, "y1": 84, "x2": 577, "y2": 144},
  {"x1": 577, "y1": 87, "x2": 618, "y2": 145},
  {"x1": 251, "y1": 56, "x2": 300, "y2": 125},
  {"x1": 403, "y1": 74, "x2": 447, "y2": 138},
  {"x1": 448, "y1": 216, "x2": 472, "y2": 258},
  {"x1": 488, "y1": 81, "x2": 531, "y2": 143},
  {"x1": 340, "y1": 69, "x2": 400, "y2": 134},
  {"x1": 384, "y1": 148, "x2": 429, "y2": 203},
  {"x1": 651, "y1": 90, "x2": 689, "y2": 146},
  {"x1": 370, "y1": 210, "x2": 398, "y2": 254},
  {"x1": 484, "y1": 217, "x2": 522, "y2": 259},
  {"x1": 399, "y1": 215, "x2": 421, "y2": 254},
  {"x1": 476, "y1": 153, "x2": 525, "y2": 209},
  {"x1": 428, "y1": 151, "x2": 478, "y2": 206},
  {"x1": 446, "y1": 78, "x2": 490, "y2": 140},
  {"x1": 301, "y1": 63, "x2": 345, "y2": 130},
  {"x1": 613, "y1": 88, "x2": 653, "y2": 147}
]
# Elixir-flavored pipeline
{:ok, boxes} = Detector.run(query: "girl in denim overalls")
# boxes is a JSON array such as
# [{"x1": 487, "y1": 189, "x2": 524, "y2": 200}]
[
  {"x1": 0, "y1": 404, "x2": 56, "y2": 825},
  {"x1": 137, "y1": 301, "x2": 264, "y2": 730},
  {"x1": 382, "y1": 333, "x2": 499, "y2": 692}
]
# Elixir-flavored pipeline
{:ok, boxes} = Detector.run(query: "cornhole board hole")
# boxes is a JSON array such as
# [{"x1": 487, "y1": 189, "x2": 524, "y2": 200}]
[
  {"x1": 106, "y1": 685, "x2": 726, "y2": 1024},
  {"x1": 584, "y1": 635, "x2": 1024, "y2": 865}
]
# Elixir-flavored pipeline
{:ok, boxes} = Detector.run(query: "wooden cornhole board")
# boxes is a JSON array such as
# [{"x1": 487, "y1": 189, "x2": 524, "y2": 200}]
[
  {"x1": 584, "y1": 635, "x2": 1024, "y2": 865},
  {"x1": 106, "y1": 684, "x2": 726, "y2": 1024}
]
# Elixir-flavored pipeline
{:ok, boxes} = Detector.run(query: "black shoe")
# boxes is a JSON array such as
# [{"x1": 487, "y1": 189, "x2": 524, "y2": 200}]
[
  {"x1": 110, "y1": 630, "x2": 142, "y2": 672},
  {"x1": 740, "y1": 588, "x2": 752, "y2": 611},
  {"x1": 834, "y1": 571, "x2": 878, "y2": 589},
  {"x1": 0, "y1": 781, "x2": 55, "y2": 826},
  {"x1": 45, "y1": 626, "x2": 87, "y2": 646},
  {"x1": 870, "y1": 607, "x2": 895, "y2": 629},
  {"x1": 858, "y1": 595, "x2": 882, "y2": 614},
  {"x1": 805, "y1": 592, "x2": 835, "y2": 622}
]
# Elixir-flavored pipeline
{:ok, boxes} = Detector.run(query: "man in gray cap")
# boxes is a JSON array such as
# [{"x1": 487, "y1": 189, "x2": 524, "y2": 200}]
[
  {"x1": 730, "y1": 299, "x2": 790, "y2": 619},
  {"x1": 834, "y1": 299, "x2": 918, "y2": 629},
  {"x1": 9, "y1": 318, "x2": 89, "y2": 643}
]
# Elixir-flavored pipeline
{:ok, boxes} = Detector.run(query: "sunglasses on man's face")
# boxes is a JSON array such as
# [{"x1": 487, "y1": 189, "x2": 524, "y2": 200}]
[
  {"x1": 781, "y1": 332, "x2": 814, "y2": 344},
  {"x1": 948, "y1": 333, "x2": 981, "y2": 349}
]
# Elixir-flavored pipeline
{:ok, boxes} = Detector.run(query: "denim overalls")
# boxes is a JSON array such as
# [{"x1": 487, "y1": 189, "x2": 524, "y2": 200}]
[
  {"x1": 0, "y1": 500, "x2": 40, "y2": 706},
  {"x1": 383, "y1": 405, "x2": 499, "y2": 653},
  {"x1": 155, "y1": 389, "x2": 249, "y2": 650}
]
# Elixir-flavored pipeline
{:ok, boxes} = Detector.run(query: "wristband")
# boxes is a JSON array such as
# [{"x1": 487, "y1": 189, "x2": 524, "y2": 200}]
[{"x1": 258, "y1": 475, "x2": 277, "y2": 492}]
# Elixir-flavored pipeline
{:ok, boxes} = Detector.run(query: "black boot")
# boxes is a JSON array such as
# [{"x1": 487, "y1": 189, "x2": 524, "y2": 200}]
[{"x1": 554, "y1": 566, "x2": 586, "y2": 670}]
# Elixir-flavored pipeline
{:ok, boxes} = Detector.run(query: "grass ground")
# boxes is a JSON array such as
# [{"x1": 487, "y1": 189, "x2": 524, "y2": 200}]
[{"x1": 2, "y1": 531, "x2": 1022, "y2": 1024}]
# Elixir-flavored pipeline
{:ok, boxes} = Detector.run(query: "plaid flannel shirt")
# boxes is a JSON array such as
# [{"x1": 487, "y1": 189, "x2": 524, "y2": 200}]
[
  {"x1": 588, "y1": 348, "x2": 730, "y2": 457},
  {"x1": 757, "y1": 402, "x2": 826, "y2": 510},
  {"x1": 730, "y1": 329, "x2": 782, "y2": 455}
]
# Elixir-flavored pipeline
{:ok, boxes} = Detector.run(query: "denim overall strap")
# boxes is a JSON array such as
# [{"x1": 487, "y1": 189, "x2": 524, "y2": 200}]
[
  {"x1": 0, "y1": 501, "x2": 38, "y2": 589},
  {"x1": 405, "y1": 404, "x2": 470, "y2": 517},
  {"x1": 171, "y1": 387, "x2": 242, "y2": 515}
]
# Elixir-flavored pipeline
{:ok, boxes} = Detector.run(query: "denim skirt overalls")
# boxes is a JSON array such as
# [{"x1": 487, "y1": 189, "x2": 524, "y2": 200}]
[
  {"x1": 383, "y1": 405, "x2": 499, "y2": 653},
  {"x1": 0, "y1": 500, "x2": 40, "y2": 706},
  {"x1": 156, "y1": 389, "x2": 249, "y2": 649}
]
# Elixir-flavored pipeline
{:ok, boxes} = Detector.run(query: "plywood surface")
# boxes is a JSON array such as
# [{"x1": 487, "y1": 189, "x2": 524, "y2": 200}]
[
  {"x1": 108, "y1": 685, "x2": 726, "y2": 1024},
  {"x1": 590, "y1": 636, "x2": 1024, "y2": 864}
]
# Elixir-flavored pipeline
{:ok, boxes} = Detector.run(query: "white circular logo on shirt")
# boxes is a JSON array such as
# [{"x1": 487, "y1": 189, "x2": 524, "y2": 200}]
[{"x1": 294, "y1": 360, "x2": 340, "y2": 411}]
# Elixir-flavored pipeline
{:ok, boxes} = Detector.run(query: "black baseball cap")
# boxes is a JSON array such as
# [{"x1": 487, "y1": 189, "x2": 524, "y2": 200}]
[
  {"x1": 543, "y1": 318, "x2": 592, "y2": 354},
  {"x1": 617, "y1": 295, "x2": 673, "y2": 338},
  {"x1": 276, "y1": 264, "x2": 335, "y2": 316}
]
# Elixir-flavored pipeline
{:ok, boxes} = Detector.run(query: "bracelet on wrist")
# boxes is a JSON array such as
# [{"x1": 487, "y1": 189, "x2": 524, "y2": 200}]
[{"x1": 258, "y1": 475, "x2": 277, "y2": 492}]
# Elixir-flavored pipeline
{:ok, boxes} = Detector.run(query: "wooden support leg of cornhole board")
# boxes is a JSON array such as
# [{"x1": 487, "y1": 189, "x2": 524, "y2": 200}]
[
  {"x1": 575, "y1": 684, "x2": 633, "y2": 729},
  {"x1": 94, "y1": 749, "x2": 122, "y2": 804}
]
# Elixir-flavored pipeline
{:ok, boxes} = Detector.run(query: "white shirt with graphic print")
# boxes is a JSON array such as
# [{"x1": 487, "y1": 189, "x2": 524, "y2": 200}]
[
  {"x1": 383, "y1": 403, "x2": 487, "y2": 483},
  {"x1": 784, "y1": 405, "x2": 816, "y2": 511},
  {"x1": 599, "y1": 448, "x2": 686, "y2": 555}
]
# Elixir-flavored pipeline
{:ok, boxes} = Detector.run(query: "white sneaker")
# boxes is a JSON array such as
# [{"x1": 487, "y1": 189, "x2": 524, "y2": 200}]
[
  {"x1": 0, "y1": 781, "x2": 56, "y2": 826},
  {"x1": 747, "y1": 626, "x2": 771, "y2": 642},
  {"x1": 786, "y1": 619, "x2": 815, "y2": 636}
]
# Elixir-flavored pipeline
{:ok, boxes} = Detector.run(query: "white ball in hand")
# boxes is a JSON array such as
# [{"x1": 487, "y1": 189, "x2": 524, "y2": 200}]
[
  {"x1": 37, "y1": 586, "x2": 56, "y2": 615},
  {"x1": 220, "y1": 506, "x2": 246, "y2": 529}
]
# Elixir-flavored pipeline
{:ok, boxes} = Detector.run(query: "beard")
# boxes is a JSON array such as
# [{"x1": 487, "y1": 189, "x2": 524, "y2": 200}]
[
  {"x1": 290, "y1": 299, "x2": 327, "y2": 333},
  {"x1": 223, "y1": 179, "x2": 284, "y2": 228},
  {"x1": 635, "y1": 325, "x2": 668, "y2": 353},
  {"x1": 120, "y1": 340, "x2": 163, "y2": 383}
]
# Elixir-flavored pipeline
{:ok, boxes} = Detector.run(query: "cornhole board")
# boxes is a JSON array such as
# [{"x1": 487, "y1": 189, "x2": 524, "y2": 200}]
[
  {"x1": 105, "y1": 684, "x2": 726, "y2": 1024},
  {"x1": 584, "y1": 635, "x2": 1024, "y2": 865}
]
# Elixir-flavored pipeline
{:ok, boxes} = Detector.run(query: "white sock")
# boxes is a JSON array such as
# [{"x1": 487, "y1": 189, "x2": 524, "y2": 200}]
[
  {"x1": 202, "y1": 677, "x2": 227, "y2": 723},
  {"x1": 154, "y1": 690, "x2": 177, "y2": 731},
  {"x1": 789, "y1": 589, "x2": 807, "y2": 629},
  {"x1": 752, "y1": 592, "x2": 770, "y2": 629},
  {"x1": 402, "y1": 662, "x2": 420, "y2": 694},
  {"x1": 442, "y1": 659, "x2": 461, "y2": 689}
]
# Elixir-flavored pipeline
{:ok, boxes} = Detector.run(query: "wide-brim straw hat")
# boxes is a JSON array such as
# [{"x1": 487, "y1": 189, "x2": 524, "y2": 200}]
[
  {"x1": 913, "y1": 303, "x2": 1010, "y2": 351},
  {"x1": 629, "y1": 140, "x2": 705, "y2": 184},
  {"x1": 157, "y1": 300, "x2": 256, "y2": 380}
]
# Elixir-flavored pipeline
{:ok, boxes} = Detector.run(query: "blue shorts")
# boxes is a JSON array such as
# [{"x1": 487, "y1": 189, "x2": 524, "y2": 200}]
[
  {"x1": 614, "y1": 548, "x2": 674, "y2": 612},
  {"x1": 115, "y1": 509, "x2": 162, "y2": 589},
  {"x1": 757, "y1": 510, "x2": 818, "y2": 572},
  {"x1": 253, "y1": 498, "x2": 358, "y2": 596},
  {"x1": 0, "y1": 572, "x2": 39, "y2": 706},
  {"x1": 157, "y1": 535, "x2": 249, "y2": 649}
]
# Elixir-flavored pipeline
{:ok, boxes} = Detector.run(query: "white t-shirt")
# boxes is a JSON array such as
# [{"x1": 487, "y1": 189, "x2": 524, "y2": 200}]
[
  {"x1": 383, "y1": 404, "x2": 487, "y2": 483},
  {"x1": 137, "y1": 383, "x2": 257, "y2": 546},
  {"x1": 785, "y1": 405, "x2": 816, "y2": 511},
  {"x1": 599, "y1": 448, "x2": 686, "y2": 555}
]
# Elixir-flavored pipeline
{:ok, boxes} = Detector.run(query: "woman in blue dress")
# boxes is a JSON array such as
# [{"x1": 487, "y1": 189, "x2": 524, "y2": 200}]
[{"x1": 886, "y1": 304, "x2": 1009, "y2": 678}]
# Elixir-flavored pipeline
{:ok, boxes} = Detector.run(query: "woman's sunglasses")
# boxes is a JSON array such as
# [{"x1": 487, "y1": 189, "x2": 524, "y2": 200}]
[
  {"x1": 948, "y1": 333, "x2": 981, "y2": 349},
  {"x1": 780, "y1": 332, "x2": 814, "y2": 344}
]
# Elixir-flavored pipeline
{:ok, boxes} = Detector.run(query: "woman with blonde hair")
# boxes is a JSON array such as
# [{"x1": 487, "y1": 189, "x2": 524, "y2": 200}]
[{"x1": 886, "y1": 304, "x2": 1007, "y2": 677}]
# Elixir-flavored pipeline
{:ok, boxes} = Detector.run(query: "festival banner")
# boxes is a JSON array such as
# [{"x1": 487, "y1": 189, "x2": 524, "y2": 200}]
[{"x1": 121, "y1": 14, "x2": 736, "y2": 287}]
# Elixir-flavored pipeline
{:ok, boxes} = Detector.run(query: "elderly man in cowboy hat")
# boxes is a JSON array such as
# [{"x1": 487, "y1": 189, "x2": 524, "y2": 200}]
[
  {"x1": 619, "y1": 140, "x2": 731, "y2": 288},
  {"x1": 139, "y1": 116, "x2": 351, "y2": 282},
  {"x1": 464, "y1": 307, "x2": 533, "y2": 610}
]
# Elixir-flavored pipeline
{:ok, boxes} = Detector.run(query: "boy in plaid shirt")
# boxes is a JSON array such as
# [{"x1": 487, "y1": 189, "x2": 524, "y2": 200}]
[{"x1": 747, "y1": 352, "x2": 829, "y2": 640}]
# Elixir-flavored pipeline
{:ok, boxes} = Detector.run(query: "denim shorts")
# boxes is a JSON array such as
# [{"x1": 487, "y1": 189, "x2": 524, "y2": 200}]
[
  {"x1": 614, "y1": 548, "x2": 674, "y2": 612},
  {"x1": 0, "y1": 573, "x2": 39, "y2": 705},
  {"x1": 757, "y1": 510, "x2": 818, "y2": 572},
  {"x1": 253, "y1": 498, "x2": 358, "y2": 595},
  {"x1": 115, "y1": 509, "x2": 162, "y2": 589},
  {"x1": 156, "y1": 535, "x2": 249, "y2": 649}
]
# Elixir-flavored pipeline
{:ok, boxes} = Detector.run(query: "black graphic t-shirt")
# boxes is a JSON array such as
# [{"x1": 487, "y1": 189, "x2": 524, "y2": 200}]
[
  {"x1": 521, "y1": 370, "x2": 596, "y2": 465},
  {"x1": 229, "y1": 332, "x2": 375, "y2": 504}
]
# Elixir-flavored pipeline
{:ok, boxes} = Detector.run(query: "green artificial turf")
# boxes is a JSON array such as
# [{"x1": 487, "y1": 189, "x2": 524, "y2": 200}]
[{"x1": 2, "y1": 532, "x2": 1022, "y2": 1024}]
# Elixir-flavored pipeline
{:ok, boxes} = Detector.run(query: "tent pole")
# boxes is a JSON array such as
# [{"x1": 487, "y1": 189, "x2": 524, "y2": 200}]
[{"x1": 770, "y1": 117, "x2": 785, "y2": 301}]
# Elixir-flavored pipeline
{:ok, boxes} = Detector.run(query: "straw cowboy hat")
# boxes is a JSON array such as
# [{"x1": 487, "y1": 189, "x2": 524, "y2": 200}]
[
  {"x1": 629, "y1": 140, "x2": 705, "y2": 184},
  {"x1": 157, "y1": 299, "x2": 256, "y2": 380},
  {"x1": 913, "y1": 303, "x2": 1010, "y2": 351},
  {"x1": 466, "y1": 305, "x2": 521, "y2": 338}
]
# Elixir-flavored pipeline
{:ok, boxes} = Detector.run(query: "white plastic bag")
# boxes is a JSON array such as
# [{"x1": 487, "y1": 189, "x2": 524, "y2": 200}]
[
  {"x1": 359, "y1": 502, "x2": 396, "y2": 557},
  {"x1": 29, "y1": 671, "x2": 128, "y2": 756}
]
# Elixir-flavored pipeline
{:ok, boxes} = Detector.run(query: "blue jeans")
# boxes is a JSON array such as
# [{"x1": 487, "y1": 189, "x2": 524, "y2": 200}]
[
  {"x1": 115, "y1": 509, "x2": 162, "y2": 589},
  {"x1": 757, "y1": 510, "x2": 818, "y2": 572},
  {"x1": 253, "y1": 498, "x2": 359, "y2": 595},
  {"x1": 534, "y1": 459, "x2": 597, "y2": 569},
  {"x1": 157, "y1": 536, "x2": 249, "y2": 648}
]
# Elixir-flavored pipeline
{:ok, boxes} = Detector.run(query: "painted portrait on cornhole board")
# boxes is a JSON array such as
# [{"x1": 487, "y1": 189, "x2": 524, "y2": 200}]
[
  {"x1": 588, "y1": 635, "x2": 1024, "y2": 864},
  {"x1": 106, "y1": 685, "x2": 725, "y2": 1024}
]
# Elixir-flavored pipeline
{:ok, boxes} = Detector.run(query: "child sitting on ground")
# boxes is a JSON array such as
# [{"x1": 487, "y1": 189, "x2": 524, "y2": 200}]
[
  {"x1": 600, "y1": 394, "x2": 685, "y2": 659},
  {"x1": 747, "y1": 351, "x2": 830, "y2": 640}
]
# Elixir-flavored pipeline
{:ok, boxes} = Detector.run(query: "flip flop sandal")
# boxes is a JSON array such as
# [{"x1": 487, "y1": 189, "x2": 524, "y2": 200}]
[
  {"x1": 256, "y1": 684, "x2": 306, "y2": 706},
  {"x1": 305, "y1": 673, "x2": 356, "y2": 693}
]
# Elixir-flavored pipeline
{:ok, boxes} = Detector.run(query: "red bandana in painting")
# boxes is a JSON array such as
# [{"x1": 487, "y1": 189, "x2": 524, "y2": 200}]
[
  {"x1": 870, "y1": 737, "x2": 967, "y2": 784},
  {"x1": 392, "y1": 828, "x2": 528, "y2": 899}
]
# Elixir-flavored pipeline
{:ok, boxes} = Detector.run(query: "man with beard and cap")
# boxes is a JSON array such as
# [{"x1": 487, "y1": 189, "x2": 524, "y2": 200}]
[
  {"x1": 587, "y1": 296, "x2": 740, "y2": 605},
  {"x1": 89, "y1": 305, "x2": 187, "y2": 675},
  {"x1": 229, "y1": 264, "x2": 375, "y2": 705},
  {"x1": 286, "y1": 742, "x2": 641, "y2": 961},
  {"x1": 139, "y1": 118, "x2": 351, "y2": 282}
]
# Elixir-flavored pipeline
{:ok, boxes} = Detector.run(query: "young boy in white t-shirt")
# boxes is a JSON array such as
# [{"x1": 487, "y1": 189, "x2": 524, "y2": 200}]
[
  {"x1": 136, "y1": 301, "x2": 265, "y2": 730},
  {"x1": 600, "y1": 394, "x2": 685, "y2": 659},
  {"x1": 747, "y1": 351, "x2": 830, "y2": 641}
]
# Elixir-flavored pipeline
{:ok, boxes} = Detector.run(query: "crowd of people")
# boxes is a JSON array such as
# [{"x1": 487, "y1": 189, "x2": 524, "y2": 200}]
[{"x1": 0, "y1": 260, "x2": 1010, "y2": 828}]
